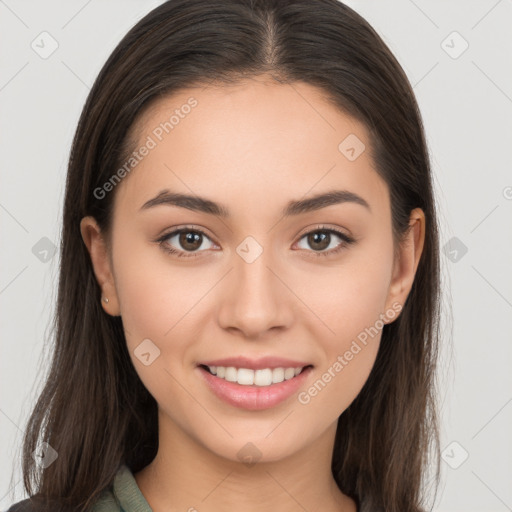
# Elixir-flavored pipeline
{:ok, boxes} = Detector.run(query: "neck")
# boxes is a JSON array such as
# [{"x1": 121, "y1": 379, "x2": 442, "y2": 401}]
[{"x1": 134, "y1": 412, "x2": 356, "y2": 512}]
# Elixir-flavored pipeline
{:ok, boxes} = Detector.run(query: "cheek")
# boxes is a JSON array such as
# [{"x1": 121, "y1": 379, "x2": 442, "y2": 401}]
[
  {"x1": 112, "y1": 248, "x2": 199, "y2": 405},
  {"x1": 111, "y1": 228, "x2": 208, "y2": 342},
  {"x1": 294, "y1": 237, "x2": 393, "y2": 410},
  {"x1": 301, "y1": 235, "x2": 394, "y2": 342}
]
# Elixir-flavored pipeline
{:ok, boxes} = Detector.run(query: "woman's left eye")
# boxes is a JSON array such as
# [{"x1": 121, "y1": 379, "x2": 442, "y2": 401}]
[
  {"x1": 295, "y1": 227, "x2": 355, "y2": 257},
  {"x1": 156, "y1": 225, "x2": 355, "y2": 258}
]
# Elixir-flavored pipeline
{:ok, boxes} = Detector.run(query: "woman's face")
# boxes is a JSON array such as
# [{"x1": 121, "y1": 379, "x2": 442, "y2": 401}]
[{"x1": 81, "y1": 76, "x2": 424, "y2": 463}]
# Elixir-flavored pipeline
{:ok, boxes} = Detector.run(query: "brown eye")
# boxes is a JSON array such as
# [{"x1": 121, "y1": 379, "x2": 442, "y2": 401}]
[
  {"x1": 306, "y1": 231, "x2": 331, "y2": 251},
  {"x1": 295, "y1": 227, "x2": 355, "y2": 257},
  {"x1": 179, "y1": 231, "x2": 203, "y2": 251},
  {"x1": 158, "y1": 227, "x2": 215, "y2": 257}
]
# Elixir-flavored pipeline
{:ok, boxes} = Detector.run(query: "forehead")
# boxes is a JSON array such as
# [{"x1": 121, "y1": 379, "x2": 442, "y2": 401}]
[{"x1": 113, "y1": 77, "x2": 389, "y2": 220}]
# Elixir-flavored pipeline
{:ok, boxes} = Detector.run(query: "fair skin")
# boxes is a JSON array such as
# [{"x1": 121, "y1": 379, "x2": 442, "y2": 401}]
[{"x1": 81, "y1": 76, "x2": 425, "y2": 512}]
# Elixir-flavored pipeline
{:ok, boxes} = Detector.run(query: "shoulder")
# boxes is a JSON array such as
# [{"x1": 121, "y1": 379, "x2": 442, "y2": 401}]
[
  {"x1": 4, "y1": 484, "x2": 120, "y2": 512},
  {"x1": 89, "y1": 488, "x2": 120, "y2": 512},
  {"x1": 91, "y1": 464, "x2": 144, "y2": 512},
  {"x1": 5, "y1": 466, "x2": 145, "y2": 512},
  {"x1": 5, "y1": 498, "x2": 39, "y2": 512},
  {"x1": 3, "y1": 497, "x2": 89, "y2": 512}
]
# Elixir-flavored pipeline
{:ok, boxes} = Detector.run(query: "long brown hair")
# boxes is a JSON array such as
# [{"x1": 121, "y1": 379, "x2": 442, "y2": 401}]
[{"x1": 12, "y1": 1, "x2": 441, "y2": 511}]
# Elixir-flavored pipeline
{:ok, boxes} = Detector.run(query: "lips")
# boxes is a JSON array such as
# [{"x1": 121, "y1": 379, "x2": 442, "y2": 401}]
[{"x1": 195, "y1": 356, "x2": 314, "y2": 410}]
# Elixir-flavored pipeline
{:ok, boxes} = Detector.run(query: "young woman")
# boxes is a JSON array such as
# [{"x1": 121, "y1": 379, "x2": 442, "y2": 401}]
[{"x1": 7, "y1": 1, "x2": 441, "y2": 511}]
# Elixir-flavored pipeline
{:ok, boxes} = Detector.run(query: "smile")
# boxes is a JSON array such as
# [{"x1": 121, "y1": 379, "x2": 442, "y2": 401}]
[
  {"x1": 200, "y1": 365, "x2": 310, "y2": 386},
  {"x1": 197, "y1": 364, "x2": 314, "y2": 411}
]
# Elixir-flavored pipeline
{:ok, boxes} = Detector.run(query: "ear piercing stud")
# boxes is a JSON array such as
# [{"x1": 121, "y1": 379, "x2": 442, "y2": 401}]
[{"x1": 103, "y1": 297, "x2": 109, "y2": 304}]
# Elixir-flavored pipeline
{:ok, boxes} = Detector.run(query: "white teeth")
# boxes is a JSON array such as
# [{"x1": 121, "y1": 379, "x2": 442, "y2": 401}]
[
  {"x1": 205, "y1": 365, "x2": 305, "y2": 386},
  {"x1": 225, "y1": 367, "x2": 238, "y2": 382},
  {"x1": 284, "y1": 367, "x2": 296, "y2": 380},
  {"x1": 238, "y1": 368, "x2": 255, "y2": 385},
  {"x1": 254, "y1": 368, "x2": 272, "y2": 386},
  {"x1": 272, "y1": 367, "x2": 284, "y2": 383}
]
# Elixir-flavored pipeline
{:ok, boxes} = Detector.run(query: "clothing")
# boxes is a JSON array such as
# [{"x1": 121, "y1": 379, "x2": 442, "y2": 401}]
[
  {"x1": 5, "y1": 465, "x2": 151, "y2": 512},
  {"x1": 90, "y1": 465, "x2": 151, "y2": 512}
]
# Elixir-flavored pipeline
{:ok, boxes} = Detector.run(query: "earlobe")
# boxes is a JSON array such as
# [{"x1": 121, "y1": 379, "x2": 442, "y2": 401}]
[
  {"x1": 384, "y1": 208, "x2": 425, "y2": 319},
  {"x1": 79, "y1": 216, "x2": 121, "y2": 316}
]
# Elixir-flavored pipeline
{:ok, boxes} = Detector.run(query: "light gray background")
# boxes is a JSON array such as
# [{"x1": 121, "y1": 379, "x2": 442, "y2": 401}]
[{"x1": 1, "y1": 1, "x2": 511, "y2": 511}]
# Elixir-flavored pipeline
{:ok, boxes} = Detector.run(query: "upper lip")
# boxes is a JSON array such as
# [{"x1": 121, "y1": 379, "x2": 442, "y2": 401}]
[{"x1": 198, "y1": 356, "x2": 313, "y2": 371}]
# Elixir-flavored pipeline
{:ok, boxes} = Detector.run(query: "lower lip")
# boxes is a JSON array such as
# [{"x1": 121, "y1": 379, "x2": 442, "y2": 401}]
[{"x1": 197, "y1": 365, "x2": 313, "y2": 411}]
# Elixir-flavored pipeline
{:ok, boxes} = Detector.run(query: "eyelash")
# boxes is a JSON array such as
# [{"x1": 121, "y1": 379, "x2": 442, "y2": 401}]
[{"x1": 156, "y1": 224, "x2": 355, "y2": 259}]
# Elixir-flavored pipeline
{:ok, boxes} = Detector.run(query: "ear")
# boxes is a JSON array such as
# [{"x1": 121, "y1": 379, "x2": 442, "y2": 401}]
[
  {"x1": 384, "y1": 208, "x2": 425, "y2": 320},
  {"x1": 80, "y1": 216, "x2": 121, "y2": 316}
]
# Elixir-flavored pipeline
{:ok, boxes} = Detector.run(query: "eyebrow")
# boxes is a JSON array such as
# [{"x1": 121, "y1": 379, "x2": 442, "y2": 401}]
[{"x1": 139, "y1": 188, "x2": 371, "y2": 217}]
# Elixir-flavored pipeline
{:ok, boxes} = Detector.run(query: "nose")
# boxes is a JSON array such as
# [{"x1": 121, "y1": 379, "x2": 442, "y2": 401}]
[{"x1": 216, "y1": 245, "x2": 294, "y2": 339}]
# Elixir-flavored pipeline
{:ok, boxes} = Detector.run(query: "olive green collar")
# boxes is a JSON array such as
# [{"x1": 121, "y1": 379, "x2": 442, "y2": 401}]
[{"x1": 113, "y1": 465, "x2": 152, "y2": 512}]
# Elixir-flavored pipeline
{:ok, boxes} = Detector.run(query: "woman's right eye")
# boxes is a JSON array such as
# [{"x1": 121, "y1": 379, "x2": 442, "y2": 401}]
[{"x1": 157, "y1": 227, "x2": 216, "y2": 258}]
